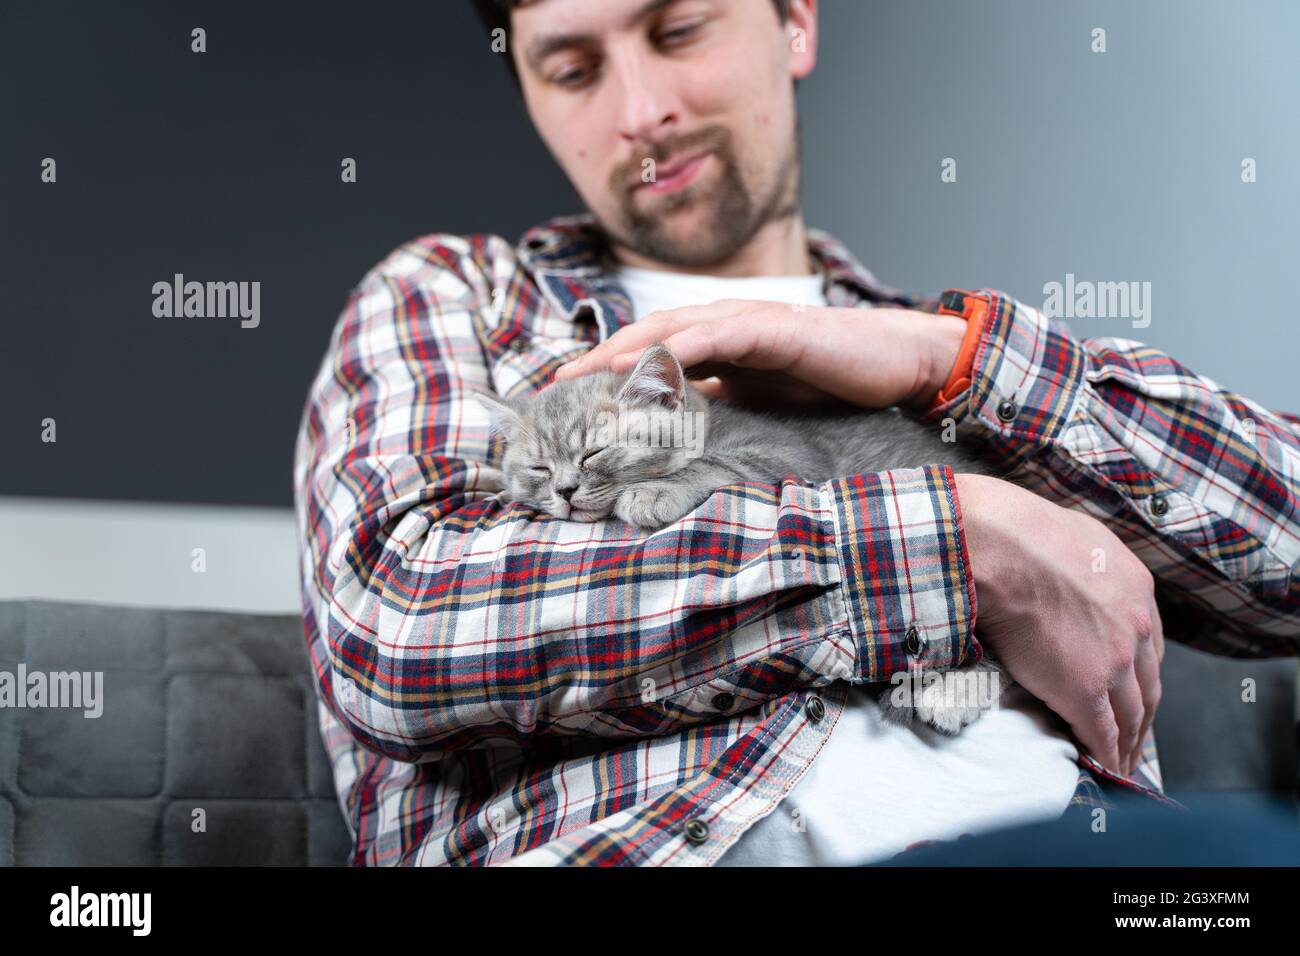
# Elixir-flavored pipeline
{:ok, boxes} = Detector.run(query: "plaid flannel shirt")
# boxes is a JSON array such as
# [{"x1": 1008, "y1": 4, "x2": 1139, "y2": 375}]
[{"x1": 293, "y1": 213, "x2": 1300, "y2": 866}]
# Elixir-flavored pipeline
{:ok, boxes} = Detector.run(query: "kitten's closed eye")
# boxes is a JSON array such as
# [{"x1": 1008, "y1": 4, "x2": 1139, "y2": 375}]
[{"x1": 580, "y1": 448, "x2": 612, "y2": 472}]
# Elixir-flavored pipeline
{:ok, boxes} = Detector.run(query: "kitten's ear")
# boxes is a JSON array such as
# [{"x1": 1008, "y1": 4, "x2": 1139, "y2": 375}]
[
  {"x1": 473, "y1": 390, "x2": 522, "y2": 442},
  {"x1": 615, "y1": 343, "x2": 685, "y2": 410}
]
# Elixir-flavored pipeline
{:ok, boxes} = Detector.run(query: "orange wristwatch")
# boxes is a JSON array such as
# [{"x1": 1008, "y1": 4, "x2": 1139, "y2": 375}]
[{"x1": 929, "y1": 289, "x2": 990, "y2": 409}]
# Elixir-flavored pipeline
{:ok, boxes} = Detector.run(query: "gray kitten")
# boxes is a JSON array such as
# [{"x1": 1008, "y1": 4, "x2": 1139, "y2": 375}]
[{"x1": 476, "y1": 343, "x2": 1009, "y2": 735}]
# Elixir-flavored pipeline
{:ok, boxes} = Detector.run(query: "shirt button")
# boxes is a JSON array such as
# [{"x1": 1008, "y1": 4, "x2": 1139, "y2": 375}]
[
  {"x1": 905, "y1": 625, "x2": 922, "y2": 656},
  {"x1": 510, "y1": 337, "x2": 530, "y2": 353},
  {"x1": 712, "y1": 692, "x2": 735, "y2": 712},
  {"x1": 1149, "y1": 494, "x2": 1169, "y2": 517},
  {"x1": 806, "y1": 695, "x2": 825, "y2": 722},
  {"x1": 996, "y1": 398, "x2": 1019, "y2": 422},
  {"x1": 683, "y1": 818, "x2": 710, "y2": 845}
]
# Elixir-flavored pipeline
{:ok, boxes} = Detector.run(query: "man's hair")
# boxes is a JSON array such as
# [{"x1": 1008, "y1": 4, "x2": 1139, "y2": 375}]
[{"x1": 470, "y1": 0, "x2": 793, "y2": 89}]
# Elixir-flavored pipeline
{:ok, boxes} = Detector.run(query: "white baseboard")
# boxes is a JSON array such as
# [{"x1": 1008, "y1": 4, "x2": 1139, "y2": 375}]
[{"x1": 0, "y1": 496, "x2": 300, "y2": 614}]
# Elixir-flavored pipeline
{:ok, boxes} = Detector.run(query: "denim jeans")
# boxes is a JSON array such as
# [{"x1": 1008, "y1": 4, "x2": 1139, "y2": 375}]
[{"x1": 870, "y1": 792, "x2": 1300, "y2": 866}]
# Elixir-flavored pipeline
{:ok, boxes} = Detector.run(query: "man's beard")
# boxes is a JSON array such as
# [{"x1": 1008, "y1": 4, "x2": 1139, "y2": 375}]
[{"x1": 605, "y1": 125, "x2": 798, "y2": 269}]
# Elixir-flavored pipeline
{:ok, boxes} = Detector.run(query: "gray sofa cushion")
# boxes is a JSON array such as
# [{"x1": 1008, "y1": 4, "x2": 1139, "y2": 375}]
[
  {"x1": 0, "y1": 600, "x2": 351, "y2": 866},
  {"x1": 1152, "y1": 640, "x2": 1297, "y2": 795},
  {"x1": 0, "y1": 599, "x2": 1293, "y2": 866}
]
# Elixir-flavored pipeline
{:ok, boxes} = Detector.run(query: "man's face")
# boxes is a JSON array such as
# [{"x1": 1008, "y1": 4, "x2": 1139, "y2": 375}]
[{"x1": 511, "y1": 0, "x2": 817, "y2": 269}]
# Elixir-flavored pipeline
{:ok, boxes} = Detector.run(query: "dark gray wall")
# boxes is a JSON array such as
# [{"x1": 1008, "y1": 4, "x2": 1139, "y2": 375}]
[
  {"x1": 2, "y1": 0, "x2": 575, "y2": 506},
  {"x1": 3, "y1": 1, "x2": 1296, "y2": 507}
]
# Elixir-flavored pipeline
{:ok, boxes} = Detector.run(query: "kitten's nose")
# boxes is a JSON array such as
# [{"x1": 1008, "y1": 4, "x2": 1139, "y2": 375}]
[{"x1": 556, "y1": 483, "x2": 578, "y2": 502}]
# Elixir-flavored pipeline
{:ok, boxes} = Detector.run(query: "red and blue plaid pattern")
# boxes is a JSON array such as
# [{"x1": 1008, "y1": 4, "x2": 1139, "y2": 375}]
[{"x1": 294, "y1": 214, "x2": 1297, "y2": 865}]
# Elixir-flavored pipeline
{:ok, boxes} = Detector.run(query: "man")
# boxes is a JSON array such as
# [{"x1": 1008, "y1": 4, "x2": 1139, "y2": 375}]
[{"x1": 292, "y1": 0, "x2": 1300, "y2": 865}]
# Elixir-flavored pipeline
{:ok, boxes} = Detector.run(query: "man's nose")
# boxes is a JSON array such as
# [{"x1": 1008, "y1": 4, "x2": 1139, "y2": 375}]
[{"x1": 611, "y1": 50, "x2": 677, "y2": 145}]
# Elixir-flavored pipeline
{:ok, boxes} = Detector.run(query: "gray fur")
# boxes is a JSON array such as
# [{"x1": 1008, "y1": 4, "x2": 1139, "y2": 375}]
[{"x1": 475, "y1": 343, "x2": 1010, "y2": 734}]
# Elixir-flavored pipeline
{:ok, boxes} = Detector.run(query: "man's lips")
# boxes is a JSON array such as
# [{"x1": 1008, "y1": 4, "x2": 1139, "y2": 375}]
[{"x1": 635, "y1": 152, "x2": 710, "y2": 194}]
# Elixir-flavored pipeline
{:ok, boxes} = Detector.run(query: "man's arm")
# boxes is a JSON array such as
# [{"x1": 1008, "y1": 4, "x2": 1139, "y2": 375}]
[
  {"x1": 292, "y1": 234, "x2": 978, "y2": 763},
  {"x1": 562, "y1": 292, "x2": 1300, "y2": 648},
  {"x1": 931, "y1": 289, "x2": 1300, "y2": 655},
  {"x1": 555, "y1": 292, "x2": 1298, "y2": 774}
]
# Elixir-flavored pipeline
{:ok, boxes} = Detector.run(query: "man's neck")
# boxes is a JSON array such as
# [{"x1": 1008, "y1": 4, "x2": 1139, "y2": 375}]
[{"x1": 608, "y1": 213, "x2": 816, "y2": 278}]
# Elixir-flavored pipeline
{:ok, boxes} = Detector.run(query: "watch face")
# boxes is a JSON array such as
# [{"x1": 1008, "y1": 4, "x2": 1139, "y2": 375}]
[{"x1": 940, "y1": 290, "x2": 971, "y2": 315}]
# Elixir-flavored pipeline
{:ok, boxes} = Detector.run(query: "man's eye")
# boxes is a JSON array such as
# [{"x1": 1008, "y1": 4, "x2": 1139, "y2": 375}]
[
  {"x1": 552, "y1": 63, "x2": 596, "y2": 87},
  {"x1": 655, "y1": 21, "x2": 702, "y2": 46}
]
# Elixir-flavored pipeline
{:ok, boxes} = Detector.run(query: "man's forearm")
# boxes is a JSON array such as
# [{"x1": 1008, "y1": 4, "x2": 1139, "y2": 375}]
[{"x1": 930, "y1": 288, "x2": 1300, "y2": 651}]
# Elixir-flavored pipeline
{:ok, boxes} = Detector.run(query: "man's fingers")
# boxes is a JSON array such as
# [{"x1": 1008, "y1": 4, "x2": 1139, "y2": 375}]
[
  {"x1": 615, "y1": 321, "x2": 765, "y2": 373},
  {"x1": 586, "y1": 323, "x2": 758, "y2": 378},
  {"x1": 1132, "y1": 609, "x2": 1164, "y2": 765},
  {"x1": 1109, "y1": 669, "x2": 1145, "y2": 776},
  {"x1": 554, "y1": 300, "x2": 755, "y2": 378},
  {"x1": 1152, "y1": 602, "x2": 1166, "y2": 665},
  {"x1": 690, "y1": 377, "x2": 728, "y2": 399},
  {"x1": 555, "y1": 315, "x2": 682, "y2": 378},
  {"x1": 1132, "y1": 642, "x2": 1162, "y2": 770},
  {"x1": 1065, "y1": 694, "x2": 1122, "y2": 777}
]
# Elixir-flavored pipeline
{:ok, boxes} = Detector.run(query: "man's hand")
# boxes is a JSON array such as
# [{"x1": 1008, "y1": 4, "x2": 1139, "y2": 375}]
[
  {"x1": 554, "y1": 299, "x2": 966, "y2": 410},
  {"x1": 954, "y1": 474, "x2": 1165, "y2": 778}
]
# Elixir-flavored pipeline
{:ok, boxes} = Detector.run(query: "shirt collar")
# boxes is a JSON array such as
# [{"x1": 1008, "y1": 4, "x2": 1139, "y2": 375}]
[{"x1": 516, "y1": 212, "x2": 928, "y2": 340}]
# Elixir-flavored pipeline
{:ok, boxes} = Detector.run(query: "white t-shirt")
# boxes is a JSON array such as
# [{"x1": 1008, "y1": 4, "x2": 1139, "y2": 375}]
[{"x1": 612, "y1": 262, "x2": 1081, "y2": 866}]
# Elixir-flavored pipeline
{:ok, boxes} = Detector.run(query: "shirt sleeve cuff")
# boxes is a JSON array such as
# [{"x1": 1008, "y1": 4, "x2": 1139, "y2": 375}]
[{"x1": 823, "y1": 464, "x2": 981, "y2": 682}]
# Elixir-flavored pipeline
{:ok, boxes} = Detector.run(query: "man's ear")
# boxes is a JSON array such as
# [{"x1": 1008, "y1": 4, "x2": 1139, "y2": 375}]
[
  {"x1": 473, "y1": 390, "x2": 523, "y2": 442},
  {"x1": 615, "y1": 343, "x2": 686, "y2": 410}
]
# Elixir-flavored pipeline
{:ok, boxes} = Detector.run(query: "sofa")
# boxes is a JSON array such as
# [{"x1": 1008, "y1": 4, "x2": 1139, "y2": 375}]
[
  {"x1": 0, "y1": 598, "x2": 1295, "y2": 865},
  {"x1": 0, "y1": 600, "x2": 351, "y2": 865}
]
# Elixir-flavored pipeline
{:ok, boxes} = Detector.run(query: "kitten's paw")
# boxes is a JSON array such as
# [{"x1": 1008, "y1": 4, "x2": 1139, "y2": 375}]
[
  {"x1": 614, "y1": 483, "x2": 697, "y2": 529},
  {"x1": 913, "y1": 687, "x2": 987, "y2": 735},
  {"x1": 879, "y1": 663, "x2": 1008, "y2": 736}
]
